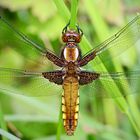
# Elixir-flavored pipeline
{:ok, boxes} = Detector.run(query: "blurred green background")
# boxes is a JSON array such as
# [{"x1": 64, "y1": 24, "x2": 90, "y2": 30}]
[{"x1": 0, "y1": 0, "x2": 140, "y2": 140}]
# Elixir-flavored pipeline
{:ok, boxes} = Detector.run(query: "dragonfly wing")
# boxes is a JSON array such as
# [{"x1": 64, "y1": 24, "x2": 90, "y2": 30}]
[
  {"x1": 80, "y1": 15, "x2": 140, "y2": 66},
  {"x1": 0, "y1": 17, "x2": 47, "y2": 54},
  {"x1": 0, "y1": 17, "x2": 45, "y2": 62},
  {"x1": 0, "y1": 67, "x2": 62, "y2": 97},
  {"x1": 0, "y1": 17, "x2": 65, "y2": 67},
  {"x1": 80, "y1": 70, "x2": 140, "y2": 99}
]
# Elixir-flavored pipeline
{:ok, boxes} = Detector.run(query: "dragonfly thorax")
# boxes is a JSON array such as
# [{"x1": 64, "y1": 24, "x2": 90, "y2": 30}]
[
  {"x1": 65, "y1": 61, "x2": 77, "y2": 75},
  {"x1": 63, "y1": 46, "x2": 79, "y2": 62}
]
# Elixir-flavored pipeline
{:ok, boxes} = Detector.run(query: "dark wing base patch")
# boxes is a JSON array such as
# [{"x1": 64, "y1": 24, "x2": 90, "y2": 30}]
[
  {"x1": 78, "y1": 71, "x2": 100, "y2": 85},
  {"x1": 42, "y1": 71, "x2": 65, "y2": 85}
]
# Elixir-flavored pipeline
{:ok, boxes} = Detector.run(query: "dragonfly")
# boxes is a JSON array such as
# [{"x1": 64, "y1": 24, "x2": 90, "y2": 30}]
[{"x1": 0, "y1": 15, "x2": 140, "y2": 136}]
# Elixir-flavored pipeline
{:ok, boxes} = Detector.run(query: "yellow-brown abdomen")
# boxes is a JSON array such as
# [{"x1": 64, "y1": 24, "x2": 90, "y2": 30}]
[{"x1": 62, "y1": 76, "x2": 79, "y2": 136}]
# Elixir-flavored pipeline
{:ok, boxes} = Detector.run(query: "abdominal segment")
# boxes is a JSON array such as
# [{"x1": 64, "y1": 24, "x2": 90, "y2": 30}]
[{"x1": 62, "y1": 76, "x2": 79, "y2": 136}]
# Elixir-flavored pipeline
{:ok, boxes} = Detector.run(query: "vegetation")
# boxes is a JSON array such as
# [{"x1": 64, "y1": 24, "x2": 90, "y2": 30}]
[{"x1": 0, "y1": 0, "x2": 140, "y2": 140}]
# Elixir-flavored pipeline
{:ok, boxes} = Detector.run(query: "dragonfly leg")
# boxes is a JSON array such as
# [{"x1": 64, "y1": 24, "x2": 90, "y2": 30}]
[
  {"x1": 62, "y1": 21, "x2": 83, "y2": 36},
  {"x1": 76, "y1": 25, "x2": 83, "y2": 36},
  {"x1": 62, "y1": 21, "x2": 70, "y2": 34}
]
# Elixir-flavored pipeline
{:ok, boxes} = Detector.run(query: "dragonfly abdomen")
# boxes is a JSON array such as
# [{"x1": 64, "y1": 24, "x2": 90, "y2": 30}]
[{"x1": 62, "y1": 76, "x2": 79, "y2": 136}]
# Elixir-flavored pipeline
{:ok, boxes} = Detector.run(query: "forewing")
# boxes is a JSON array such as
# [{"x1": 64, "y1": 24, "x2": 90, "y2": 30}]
[
  {"x1": 80, "y1": 70, "x2": 140, "y2": 99},
  {"x1": 82, "y1": 15, "x2": 140, "y2": 65},
  {"x1": 0, "y1": 68, "x2": 62, "y2": 97},
  {"x1": 0, "y1": 16, "x2": 56, "y2": 66}
]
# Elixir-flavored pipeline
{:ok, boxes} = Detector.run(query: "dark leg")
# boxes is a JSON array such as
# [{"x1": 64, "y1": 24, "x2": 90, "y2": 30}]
[
  {"x1": 76, "y1": 25, "x2": 83, "y2": 36},
  {"x1": 62, "y1": 21, "x2": 70, "y2": 34}
]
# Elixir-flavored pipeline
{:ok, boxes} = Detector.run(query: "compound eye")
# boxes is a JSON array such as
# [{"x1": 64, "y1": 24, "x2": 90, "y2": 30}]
[
  {"x1": 75, "y1": 35, "x2": 81, "y2": 43},
  {"x1": 62, "y1": 34, "x2": 68, "y2": 42}
]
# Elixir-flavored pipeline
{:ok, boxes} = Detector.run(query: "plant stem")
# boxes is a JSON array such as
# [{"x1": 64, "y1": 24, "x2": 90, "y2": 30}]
[
  {"x1": 53, "y1": 0, "x2": 70, "y2": 21},
  {"x1": 69, "y1": 0, "x2": 78, "y2": 29}
]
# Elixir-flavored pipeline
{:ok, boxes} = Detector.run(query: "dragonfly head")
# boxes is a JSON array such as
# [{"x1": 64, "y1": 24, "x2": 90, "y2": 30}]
[
  {"x1": 62, "y1": 23, "x2": 83, "y2": 43},
  {"x1": 62, "y1": 30, "x2": 82, "y2": 43}
]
